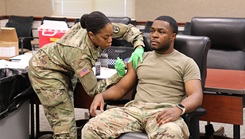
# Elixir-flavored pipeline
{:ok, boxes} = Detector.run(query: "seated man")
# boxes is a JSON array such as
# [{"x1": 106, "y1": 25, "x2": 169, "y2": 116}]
[{"x1": 82, "y1": 15, "x2": 203, "y2": 139}]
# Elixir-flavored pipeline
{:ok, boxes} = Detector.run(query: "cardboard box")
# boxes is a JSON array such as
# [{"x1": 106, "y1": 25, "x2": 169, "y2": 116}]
[
  {"x1": 38, "y1": 20, "x2": 69, "y2": 48},
  {"x1": 0, "y1": 27, "x2": 19, "y2": 59}
]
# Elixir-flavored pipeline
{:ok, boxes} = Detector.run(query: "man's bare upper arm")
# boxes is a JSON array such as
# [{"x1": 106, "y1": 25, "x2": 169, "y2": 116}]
[
  {"x1": 185, "y1": 79, "x2": 202, "y2": 97},
  {"x1": 116, "y1": 62, "x2": 138, "y2": 94}
]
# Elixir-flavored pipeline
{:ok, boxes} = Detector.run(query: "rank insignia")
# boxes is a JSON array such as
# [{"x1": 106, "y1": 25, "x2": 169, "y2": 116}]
[{"x1": 113, "y1": 26, "x2": 120, "y2": 34}]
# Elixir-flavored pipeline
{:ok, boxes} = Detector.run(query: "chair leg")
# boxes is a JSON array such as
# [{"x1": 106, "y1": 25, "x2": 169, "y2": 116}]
[
  {"x1": 205, "y1": 123, "x2": 215, "y2": 138},
  {"x1": 76, "y1": 119, "x2": 89, "y2": 139},
  {"x1": 189, "y1": 117, "x2": 201, "y2": 139},
  {"x1": 30, "y1": 103, "x2": 35, "y2": 139},
  {"x1": 36, "y1": 104, "x2": 40, "y2": 137}
]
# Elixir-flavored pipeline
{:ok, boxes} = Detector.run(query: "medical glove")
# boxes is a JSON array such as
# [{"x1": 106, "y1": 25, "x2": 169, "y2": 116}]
[
  {"x1": 128, "y1": 47, "x2": 144, "y2": 69},
  {"x1": 114, "y1": 57, "x2": 126, "y2": 77}
]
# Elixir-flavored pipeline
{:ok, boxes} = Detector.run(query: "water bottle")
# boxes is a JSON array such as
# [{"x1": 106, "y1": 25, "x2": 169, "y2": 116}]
[{"x1": 95, "y1": 61, "x2": 101, "y2": 76}]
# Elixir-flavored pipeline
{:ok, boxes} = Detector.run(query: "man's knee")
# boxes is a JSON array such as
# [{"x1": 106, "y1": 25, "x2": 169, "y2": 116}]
[
  {"x1": 82, "y1": 123, "x2": 99, "y2": 139},
  {"x1": 148, "y1": 122, "x2": 188, "y2": 139},
  {"x1": 82, "y1": 120, "x2": 115, "y2": 139},
  {"x1": 53, "y1": 124, "x2": 77, "y2": 139}
]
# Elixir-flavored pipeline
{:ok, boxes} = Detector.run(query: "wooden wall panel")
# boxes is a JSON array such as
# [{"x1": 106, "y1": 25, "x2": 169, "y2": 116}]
[
  {"x1": 6, "y1": 0, "x2": 52, "y2": 16},
  {"x1": 135, "y1": 0, "x2": 245, "y2": 22},
  {"x1": 2, "y1": 0, "x2": 245, "y2": 22}
]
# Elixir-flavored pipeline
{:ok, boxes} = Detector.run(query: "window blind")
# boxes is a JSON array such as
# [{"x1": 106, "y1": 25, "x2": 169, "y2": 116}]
[{"x1": 52, "y1": 0, "x2": 135, "y2": 18}]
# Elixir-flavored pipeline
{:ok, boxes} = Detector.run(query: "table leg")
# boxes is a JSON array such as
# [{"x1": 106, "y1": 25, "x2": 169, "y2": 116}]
[
  {"x1": 233, "y1": 124, "x2": 240, "y2": 139},
  {"x1": 36, "y1": 104, "x2": 40, "y2": 137},
  {"x1": 30, "y1": 103, "x2": 35, "y2": 139}
]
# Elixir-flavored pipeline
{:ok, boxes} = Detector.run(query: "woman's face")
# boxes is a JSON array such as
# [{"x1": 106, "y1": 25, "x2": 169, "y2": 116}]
[{"x1": 89, "y1": 23, "x2": 113, "y2": 50}]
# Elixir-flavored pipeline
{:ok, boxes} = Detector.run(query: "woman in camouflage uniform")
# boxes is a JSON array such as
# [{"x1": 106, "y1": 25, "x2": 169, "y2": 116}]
[{"x1": 28, "y1": 11, "x2": 145, "y2": 139}]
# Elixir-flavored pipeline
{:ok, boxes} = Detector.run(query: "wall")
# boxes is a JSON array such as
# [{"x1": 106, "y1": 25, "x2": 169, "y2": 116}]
[
  {"x1": 2, "y1": 0, "x2": 245, "y2": 22},
  {"x1": 135, "y1": 0, "x2": 245, "y2": 22},
  {"x1": 0, "y1": 0, "x2": 6, "y2": 15},
  {"x1": 5, "y1": 0, "x2": 52, "y2": 16}
]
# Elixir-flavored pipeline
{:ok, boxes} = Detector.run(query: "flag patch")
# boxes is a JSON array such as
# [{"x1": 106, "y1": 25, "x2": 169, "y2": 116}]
[{"x1": 79, "y1": 67, "x2": 90, "y2": 77}]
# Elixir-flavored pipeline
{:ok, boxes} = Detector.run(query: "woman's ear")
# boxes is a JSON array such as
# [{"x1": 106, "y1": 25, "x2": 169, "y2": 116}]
[{"x1": 88, "y1": 31, "x2": 94, "y2": 39}]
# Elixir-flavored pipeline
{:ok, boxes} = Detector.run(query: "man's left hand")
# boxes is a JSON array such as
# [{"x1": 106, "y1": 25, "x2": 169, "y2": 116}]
[{"x1": 155, "y1": 107, "x2": 182, "y2": 126}]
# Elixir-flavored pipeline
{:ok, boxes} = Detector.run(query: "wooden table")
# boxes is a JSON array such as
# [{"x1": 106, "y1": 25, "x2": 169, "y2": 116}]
[{"x1": 202, "y1": 68, "x2": 245, "y2": 139}]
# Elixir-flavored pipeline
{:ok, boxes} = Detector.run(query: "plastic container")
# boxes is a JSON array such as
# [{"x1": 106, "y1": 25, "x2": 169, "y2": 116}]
[
  {"x1": 0, "y1": 101, "x2": 29, "y2": 139},
  {"x1": 38, "y1": 20, "x2": 69, "y2": 48},
  {"x1": 0, "y1": 68, "x2": 34, "y2": 139}
]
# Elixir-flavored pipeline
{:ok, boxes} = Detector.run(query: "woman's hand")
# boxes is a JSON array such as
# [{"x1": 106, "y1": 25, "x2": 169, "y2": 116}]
[
  {"x1": 90, "y1": 93, "x2": 105, "y2": 117},
  {"x1": 128, "y1": 47, "x2": 144, "y2": 69},
  {"x1": 114, "y1": 57, "x2": 126, "y2": 77}
]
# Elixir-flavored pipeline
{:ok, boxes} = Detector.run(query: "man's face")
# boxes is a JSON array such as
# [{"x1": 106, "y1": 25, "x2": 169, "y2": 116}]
[
  {"x1": 89, "y1": 23, "x2": 113, "y2": 50},
  {"x1": 150, "y1": 20, "x2": 176, "y2": 53}
]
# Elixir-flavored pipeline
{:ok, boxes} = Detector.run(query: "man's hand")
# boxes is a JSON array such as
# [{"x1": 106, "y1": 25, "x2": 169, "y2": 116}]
[
  {"x1": 90, "y1": 93, "x2": 105, "y2": 117},
  {"x1": 156, "y1": 107, "x2": 182, "y2": 126},
  {"x1": 114, "y1": 57, "x2": 126, "y2": 77},
  {"x1": 128, "y1": 47, "x2": 144, "y2": 69}
]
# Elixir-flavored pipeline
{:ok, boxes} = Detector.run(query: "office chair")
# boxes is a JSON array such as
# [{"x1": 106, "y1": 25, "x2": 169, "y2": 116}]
[
  {"x1": 182, "y1": 22, "x2": 191, "y2": 35},
  {"x1": 5, "y1": 15, "x2": 34, "y2": 54},
  {"x1": 141, "y1": 21, "x2": 153, "y2": 33},
  {"x1": 187, "y1": 16, "x2": 245, "y2": 138},
  {"x1": 104, "y1": 34, "x2": 210, "y2": 139},
  {"x1": 74, "y1": 18, "x2": 80, "y2": 25},
  {"x1": 189, "y1": 17, "x2": 245, "y2": 70}
]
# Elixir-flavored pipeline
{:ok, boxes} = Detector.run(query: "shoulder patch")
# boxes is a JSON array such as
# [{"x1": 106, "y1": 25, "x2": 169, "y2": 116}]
[
  {"x1": 113, "y1": 26, "x2": 120, "y2": 34},
  {"x1": 79, "y1": 67, "x2": 90, "y2": 77}
]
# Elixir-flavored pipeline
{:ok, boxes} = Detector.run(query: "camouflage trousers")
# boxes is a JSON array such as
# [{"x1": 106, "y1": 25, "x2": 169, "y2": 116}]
[
  {"x1": 82, "y1": 100, "x2": 189, "y2": 139},
  {"x1": 34, "y1": 88, "x2": 77, "y2": 139},
  {"x1": 28, "y1": 51, "x2": 78, "y2": 139}
]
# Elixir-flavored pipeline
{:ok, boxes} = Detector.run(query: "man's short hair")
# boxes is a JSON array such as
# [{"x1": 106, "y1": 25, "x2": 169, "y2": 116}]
[{"x1": 155, "y1": 16, "x2": 178, "y2": 34}]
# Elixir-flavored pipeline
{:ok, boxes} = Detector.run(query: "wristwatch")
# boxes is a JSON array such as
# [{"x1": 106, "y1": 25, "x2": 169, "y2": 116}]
[{"x1": 176, "y1": 104, "x2": 186, "y2": 115}]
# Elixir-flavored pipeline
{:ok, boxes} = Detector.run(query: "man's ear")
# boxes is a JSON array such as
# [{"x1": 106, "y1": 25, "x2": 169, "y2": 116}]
[
  {"x1": 88, "y1": 31, "x2": 94, "y2": 39},
  {"x1": 171, "y1": 33, "x2": 177, "y2": 42}
]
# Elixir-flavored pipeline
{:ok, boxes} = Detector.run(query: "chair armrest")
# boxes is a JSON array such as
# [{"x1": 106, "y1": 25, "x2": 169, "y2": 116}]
[
  {"x1": 19, "y1": 36, "x2": 39, "y2": 41},
  {"x1": 183, "y1": 107, "x2": 206, "y2": 139},
  {"x1": 186, "y1": 107, "x2": 206, "y2": 119}
]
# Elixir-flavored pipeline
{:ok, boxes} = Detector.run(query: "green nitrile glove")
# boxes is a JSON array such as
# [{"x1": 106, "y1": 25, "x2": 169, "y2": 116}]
[
  {"x1": 114, "y1": 57, "x2": 126, "y2": 77},
  {"x1": 128, "y1": 47, "x2": 144, "y2": 69}
]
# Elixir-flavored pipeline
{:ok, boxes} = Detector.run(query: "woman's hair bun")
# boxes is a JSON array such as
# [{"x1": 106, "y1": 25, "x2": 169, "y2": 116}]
[{"x1": 80, "y1": 14, "x2": 89, "y2": 28}]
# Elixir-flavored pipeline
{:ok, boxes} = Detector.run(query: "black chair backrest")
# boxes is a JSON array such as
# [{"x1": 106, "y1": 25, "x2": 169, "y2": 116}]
[
  {"x1": 7, "y1": 15, "x2": 33, "y2": 24},
  {"x1": 190, "y1": 17, "x2": 245, "y2": 70},
  {"x1": 191, "y1": 17, "x2": 245, "y2": 51},
  {"x1": 74, "y1": 18, "x2": 80, "y2": 25},
  {"x1": 174, "y1": 34, "x2": 211, "y2": 88},
  {"x1": 182, "y1": 22, "x2": 191, "y2": 35},
  {"x1": 108, "y1": 17, "x2": 131, "y2": 25},
  {"x1": 143, "y1": 21, "x2": 153, "y2": 33},
  {"x1": 5, "y1": 15, "x2": 34, "y2": 50}
]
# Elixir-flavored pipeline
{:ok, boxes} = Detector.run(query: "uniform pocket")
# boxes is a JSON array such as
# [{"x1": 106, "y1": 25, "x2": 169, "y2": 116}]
[{"x1": 36, "y1": 89, "x2": 69, "y2": 107}]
